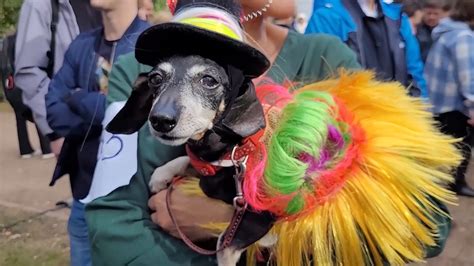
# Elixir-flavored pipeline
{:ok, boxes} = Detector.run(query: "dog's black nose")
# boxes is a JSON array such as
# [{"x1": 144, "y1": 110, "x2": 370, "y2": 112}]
[{"x1": 150, "y1": 114, "x2": 177, "y2": 133}]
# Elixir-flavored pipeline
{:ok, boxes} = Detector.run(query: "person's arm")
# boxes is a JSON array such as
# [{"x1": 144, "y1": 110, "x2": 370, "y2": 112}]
[
  {"x1": 45, "y1": 42, "x2": 84, "y2": 137},
  {"x1": 300, "y1": 34, "x2": 361, "y2": 81},
  {"x1": 320, "y1": 35, "x2": 360, "y2": 70},
  {"x1": 63, "y1": 89, "x2": 106, "y2": 129},
  {"x1": 86, "y1": 167, "x2": 218, "y2": 265},
  {"x1": 14, "y1": 0, "x2": 54, "y2": 135},
  {"x1": 85, "y1": 54, "x2": 217, "y2": 265},
  {"x1": 454, "y1": 33, "x2": 474, "y2": 122},
  {"x1": 400, "y1": 14, "x2": 428, "y2": 98}
]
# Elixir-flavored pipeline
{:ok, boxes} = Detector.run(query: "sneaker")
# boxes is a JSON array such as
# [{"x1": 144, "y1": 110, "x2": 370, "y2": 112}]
[
  {"x1": 41, "y1": 153, "x2": 55, "y2": 159},
  {"x1": 20, "y1": 154, "x2": 33, "y2": 159},
  {"x1": 33, "y1": 150, "x2": 42, "y2": 156}
]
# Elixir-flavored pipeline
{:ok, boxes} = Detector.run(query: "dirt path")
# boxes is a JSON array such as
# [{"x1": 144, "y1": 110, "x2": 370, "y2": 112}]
[
  {"x1": 0, "y1": 105, "x2": 70, "y2": 264},
  {"x1": 0, "y1": 106, "x2": 70, "y2": 221}
]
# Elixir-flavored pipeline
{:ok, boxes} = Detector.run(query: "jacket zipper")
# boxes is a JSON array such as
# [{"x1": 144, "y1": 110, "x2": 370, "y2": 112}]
[
  {"x1": 85, "y1": 51, "x2": 96, "y2": 92},
  {"x1": 110, "y1": 42, "x2": 118, "y2": 65}
]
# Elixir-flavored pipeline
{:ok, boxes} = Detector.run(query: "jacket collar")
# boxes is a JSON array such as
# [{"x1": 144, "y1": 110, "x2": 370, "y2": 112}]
[
  {"x1": 93, "y1": 16, "x2": 150, "y2": 51},
  {"x1": 123, "y1": 16, "x2": 150, "y2": 39}
]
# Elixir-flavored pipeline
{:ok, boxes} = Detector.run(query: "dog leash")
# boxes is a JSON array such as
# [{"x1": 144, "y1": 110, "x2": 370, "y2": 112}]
[{"x1": 165, "y1": 147, "x2": 248, "y2": 255}]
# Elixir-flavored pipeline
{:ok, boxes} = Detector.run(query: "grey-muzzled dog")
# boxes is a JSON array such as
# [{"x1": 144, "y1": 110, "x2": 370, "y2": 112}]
[{"x1": 107, "y1": 55, "x2": 276, "y2": 265}]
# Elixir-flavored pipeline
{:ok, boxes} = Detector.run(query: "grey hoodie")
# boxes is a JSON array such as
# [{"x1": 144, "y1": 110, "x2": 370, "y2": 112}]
[
  {"x1": 14, "y1": 0, "x2": 80, "y2": 136},
  {"x1": 432, "y1": 17, "x2": 472, "y2": 43},
  {"x1": 425, "y1": 18, "x2": 474, "y2": 115}
]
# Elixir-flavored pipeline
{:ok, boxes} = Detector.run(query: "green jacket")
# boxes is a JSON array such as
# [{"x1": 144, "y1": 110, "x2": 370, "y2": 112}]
[{"x1": 85, "y1": 32, "x2": 448, "y2": 265}]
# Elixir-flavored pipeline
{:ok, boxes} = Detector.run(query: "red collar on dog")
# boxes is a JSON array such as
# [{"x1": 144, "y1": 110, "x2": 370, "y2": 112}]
[{"x1": 186, "y1": 129, "x2": 265, "y2": 176}]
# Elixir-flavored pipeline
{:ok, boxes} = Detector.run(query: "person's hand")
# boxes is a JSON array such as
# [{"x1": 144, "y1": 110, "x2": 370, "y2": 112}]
[
  {"x1": 468, "y1": 109, "x2": 474, "y2": 126},
  {"x1": 50, "y1": 137, "x2": 65, "y2": 157},
  {"x1": 465, "y1": 104, "x2": 474, "y2": 126},
  {"x1": 148, "y1": 181, "x2": 234, "y2": 241},
  {"x1": 467, "y1": 109, "x2": 474, "y2": 126},
  {"x1": 468, "y1": 118, "x2": 474, "y2": 126}
]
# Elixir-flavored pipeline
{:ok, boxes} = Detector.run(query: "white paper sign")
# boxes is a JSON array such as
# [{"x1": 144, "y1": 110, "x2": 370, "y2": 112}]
[{"x1": 81, "y1": 101, "x2": 138, "y2": 204}]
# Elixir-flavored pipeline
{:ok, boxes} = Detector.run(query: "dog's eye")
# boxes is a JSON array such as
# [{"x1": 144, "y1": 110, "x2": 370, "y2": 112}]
[
  {"x1": 200, "y1": 75, "x2": 219, "y2": 89},
  {"x1": 149, "y1": 73, "x2": 163, "y2": 87}
]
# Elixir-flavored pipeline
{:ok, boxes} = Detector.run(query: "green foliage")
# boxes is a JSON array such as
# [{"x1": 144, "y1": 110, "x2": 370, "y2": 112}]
[
  {"x1": 154, "y1": 0, "x2": 168, "y2": 11},
  {"x1": 0, "y1": 0, "x2": 22, "y2": 36}
]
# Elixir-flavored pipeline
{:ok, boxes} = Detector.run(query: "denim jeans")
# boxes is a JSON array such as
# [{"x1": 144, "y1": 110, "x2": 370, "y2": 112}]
[{"x1": 68, "y1": 199, "x2": 92, "y2": 266}]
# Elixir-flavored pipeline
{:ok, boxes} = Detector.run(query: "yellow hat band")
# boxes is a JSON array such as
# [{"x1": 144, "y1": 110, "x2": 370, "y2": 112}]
[{"x1": 180, "y1": 17, "x2": 241, "y2": 41}]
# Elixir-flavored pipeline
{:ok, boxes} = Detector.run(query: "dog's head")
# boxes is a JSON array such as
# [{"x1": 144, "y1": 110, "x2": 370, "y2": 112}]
[{"x1": 107, "y1": 55, "x2": 265, "y2": 146}]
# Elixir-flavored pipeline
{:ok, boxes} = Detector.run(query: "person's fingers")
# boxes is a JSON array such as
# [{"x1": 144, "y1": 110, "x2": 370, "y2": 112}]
[
  {"x1": 147, "y1": 196, "x2": 156, "y2": 211},
  {"x1": 150, "y1": 210, "x2": 159, "y2": 224},
  {"x1": 148, "y1": 190, "x2": 172, "y2": 230},
  {"x1": 156, "y1": 210, "x2": 177, "y2": 235},
  {"x1": 156, "y1": 190, "x2": 167, "y2": 205},
  {"x1": 148, "y1": 189, "x2": 167, "y2": 210},
  {"x1": 150, "y1": 211, "x2": 176, "y2": 238}
]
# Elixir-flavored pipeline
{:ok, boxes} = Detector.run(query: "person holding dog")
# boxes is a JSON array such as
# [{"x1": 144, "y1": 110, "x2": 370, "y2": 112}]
[{"x1": 86, "y1": 0, "x2": 451, "y2": 265}]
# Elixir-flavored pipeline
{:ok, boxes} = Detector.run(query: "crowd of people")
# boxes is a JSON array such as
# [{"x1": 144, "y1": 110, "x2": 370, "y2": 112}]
[{"x1": 0, "y1": 0, "x2": 473, "y2": 265}]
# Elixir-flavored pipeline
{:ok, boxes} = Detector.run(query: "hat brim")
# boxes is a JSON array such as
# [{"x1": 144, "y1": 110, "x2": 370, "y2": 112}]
[{"x1": 135, "y1": 23, "x2": 270, "y2": 78}]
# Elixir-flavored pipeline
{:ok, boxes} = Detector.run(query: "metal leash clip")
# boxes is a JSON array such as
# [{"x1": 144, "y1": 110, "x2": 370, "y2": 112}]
[{"x1": 231, "y1": 145, "x2": 248, "y2": 210}]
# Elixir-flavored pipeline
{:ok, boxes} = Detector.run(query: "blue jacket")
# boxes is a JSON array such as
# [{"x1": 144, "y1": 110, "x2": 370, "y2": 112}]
[
  {"x1": 46, "y1": 17, "x2": 149, "y2": 199},
  {"x1": 305, "y1": 0, "x2": 427, "y2": 98}
]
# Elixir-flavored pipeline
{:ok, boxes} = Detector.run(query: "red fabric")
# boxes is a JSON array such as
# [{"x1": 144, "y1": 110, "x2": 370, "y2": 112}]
[
  {"x1": 186, "y1": 129, "x2": 265, "y2": 177},
  {"x1": 167, "y1": 0, "x2": 177, "y2": 14},
  {"x1": 6, "y1": 75, "x2": 14, "y2": 90}
]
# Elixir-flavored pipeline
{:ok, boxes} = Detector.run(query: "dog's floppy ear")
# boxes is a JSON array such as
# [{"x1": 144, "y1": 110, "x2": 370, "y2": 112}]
[
  {"x1": 106, "y1": 73, "x2": 153, "y2": 134},
  {"x1": 221, "y1": 81, "x2": 266, "y2": 138}
]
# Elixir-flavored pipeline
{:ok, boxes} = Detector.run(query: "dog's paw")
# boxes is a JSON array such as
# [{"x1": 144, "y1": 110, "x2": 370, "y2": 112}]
[
  {"x1": 149, "y1": 168, "x2": 174, "y2": 193},
  {"x1": 149, "y1": 179, "x2": 169, "y2": 193},
  {"x1": 149, "y1": 156, "x2": 191, "y2": 193}
]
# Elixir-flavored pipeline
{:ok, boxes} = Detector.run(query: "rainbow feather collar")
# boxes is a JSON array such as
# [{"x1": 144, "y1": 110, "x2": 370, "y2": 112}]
[{"x1": 244, "y1": 71, "x2": 460, "y2": 265}]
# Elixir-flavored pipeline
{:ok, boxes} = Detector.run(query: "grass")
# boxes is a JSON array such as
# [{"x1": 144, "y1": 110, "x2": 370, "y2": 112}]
[{"x1": 0, "y1": 206, "x2": 69, "y2": 266}]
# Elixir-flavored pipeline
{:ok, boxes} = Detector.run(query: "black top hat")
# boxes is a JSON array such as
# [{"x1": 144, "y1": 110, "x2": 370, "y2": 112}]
[{"x1": 134, "y1": 0, "x2": 270, "y2": 78}]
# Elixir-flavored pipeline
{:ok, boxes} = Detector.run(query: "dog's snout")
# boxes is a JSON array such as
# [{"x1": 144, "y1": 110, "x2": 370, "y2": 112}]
[
  {"x1": 150, "y1": 91, "x2": 180, "y2": 133},
  {"x1": 150, "y1": 113, "x2": 177, "y2": 133}
]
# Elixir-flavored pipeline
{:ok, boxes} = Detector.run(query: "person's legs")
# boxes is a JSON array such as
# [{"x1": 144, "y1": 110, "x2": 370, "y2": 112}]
[
  {"x1": 454, "y1": 124, "x2": 473, "y2": 188},
  {"x1": 6, "y1": 89, "x2": 34, "y2": 156},
  {"x1": 435, "y1": 111, "x2": 474, "y2": 197},
  {"x1": 35, "y1": 123, "x2": 53, "y2": 156},
  {"x1": 14, "y1": 110, "x2": 34, "y2": 156},
  {"x1": 68, "y1": 199, "x2": 92, "y2": 266}
]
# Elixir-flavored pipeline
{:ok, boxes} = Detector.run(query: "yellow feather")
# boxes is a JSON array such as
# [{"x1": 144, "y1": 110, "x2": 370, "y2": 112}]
[{"x1": 178, "y1": 177, "x2": 207, "y2": 197}]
